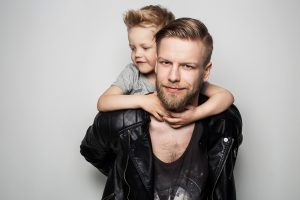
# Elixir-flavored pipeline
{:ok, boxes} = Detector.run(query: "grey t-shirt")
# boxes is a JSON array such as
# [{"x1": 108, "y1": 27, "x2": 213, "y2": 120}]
[{"x1": 113, "y1": 63, "x2": 156, "y2": 95}]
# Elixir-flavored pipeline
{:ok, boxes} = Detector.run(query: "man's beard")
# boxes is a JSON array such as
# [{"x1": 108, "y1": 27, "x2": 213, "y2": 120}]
[{"x1": 156, "y1": 82, "x2": 201, "y2": 112}]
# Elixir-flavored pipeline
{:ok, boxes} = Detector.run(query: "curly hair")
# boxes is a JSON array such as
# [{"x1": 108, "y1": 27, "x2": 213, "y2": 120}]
[{"x1": 123, "y1": 5, "x2": 175, "y2": 31}]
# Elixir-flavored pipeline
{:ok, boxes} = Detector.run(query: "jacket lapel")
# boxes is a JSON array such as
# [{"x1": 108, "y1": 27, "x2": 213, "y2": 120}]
[{"x1": 127, "y1": 123, "x2": 154, "y2": 196}]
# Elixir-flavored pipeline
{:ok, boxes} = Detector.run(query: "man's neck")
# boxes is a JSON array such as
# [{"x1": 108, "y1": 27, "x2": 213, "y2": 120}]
[{"x1": 149, "y1": 116, "x2": 195, "y2": 163}]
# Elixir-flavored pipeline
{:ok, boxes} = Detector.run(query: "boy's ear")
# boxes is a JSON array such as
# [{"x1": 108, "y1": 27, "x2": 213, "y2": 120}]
[{"x1": 203, "y1": 62, "x2": 212, "y2": 81}]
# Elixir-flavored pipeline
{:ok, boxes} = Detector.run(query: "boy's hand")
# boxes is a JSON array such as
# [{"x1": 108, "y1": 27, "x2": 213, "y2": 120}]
[
  {"x1": 163, "y1": 105, "x2": 197, "y2": 129},
  {"x1": 141, "y1": 93, "x2": 167, "y2": 121}
]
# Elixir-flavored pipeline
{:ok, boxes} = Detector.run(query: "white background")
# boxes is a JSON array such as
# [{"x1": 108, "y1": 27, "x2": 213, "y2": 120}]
[{"x1": 1, "y1": 0, "x2": 299, "y2": 199}]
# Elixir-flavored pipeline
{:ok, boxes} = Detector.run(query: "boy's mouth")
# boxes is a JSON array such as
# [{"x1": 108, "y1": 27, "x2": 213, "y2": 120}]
[{"x1": 136, "y1": 61, "x2": 146, "y2": 64}]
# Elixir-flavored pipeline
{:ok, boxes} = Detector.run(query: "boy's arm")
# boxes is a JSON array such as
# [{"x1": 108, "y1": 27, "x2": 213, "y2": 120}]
[
  {"x1": 163, "y1": 82, "x2": 234, "y2": 128},
  {"x1": 198, "y1": 82, "x2": 235, "y2": 116},
  {"x1": 97, "y1": 86, "x2": 167, "y2": 121},
  {"x1": 97, "y1": 85, "x2": 138, "y2": 111}
]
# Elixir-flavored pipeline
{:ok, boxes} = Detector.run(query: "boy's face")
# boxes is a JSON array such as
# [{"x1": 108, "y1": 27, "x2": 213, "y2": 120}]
[{"x1": 128, "y1": 26, "x2": 157, "y2": 75}]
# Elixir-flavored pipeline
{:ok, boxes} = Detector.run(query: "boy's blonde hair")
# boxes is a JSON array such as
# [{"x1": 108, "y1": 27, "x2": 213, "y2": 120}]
[{"x1": 123, "y1": 5, "x2": 175, "y2": 31}]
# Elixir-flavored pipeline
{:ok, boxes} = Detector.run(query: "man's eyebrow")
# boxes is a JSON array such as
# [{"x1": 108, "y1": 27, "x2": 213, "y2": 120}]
[
  {"x1": 180, "y1": 62, "x2": 198, "y2": 66},
  {"x1": 158, "y1": 57, "x2": 198, "y2": 65},
  {"x1": 157, "y1": 57, "x2": 172, "y2": 63},
  {"x1": 157, "y1": 57, "x2": 168, "y2": 60}
]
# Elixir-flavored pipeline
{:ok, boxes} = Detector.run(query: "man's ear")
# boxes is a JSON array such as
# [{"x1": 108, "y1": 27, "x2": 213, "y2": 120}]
[{"x1": 203, "y1": 62, "x2": 212, "y2": 81}]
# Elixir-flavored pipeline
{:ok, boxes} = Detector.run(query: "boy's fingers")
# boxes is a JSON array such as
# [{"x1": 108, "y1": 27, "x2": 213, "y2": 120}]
[
  {"x1": 158, "y1": 110, "x2": 168, "y2": 117},
  {"x1": 154, "y1": 112, "x2": 163, "y2": 122},
  {"x1": 168, "y1": 112, "x2": 182, "y2": 118},
  {"x1": 163, "y1": 116, "x2": 180, "y2": 124},
  {"x1": 170, "y1": 124, "x2": 182, "y2": 129}
]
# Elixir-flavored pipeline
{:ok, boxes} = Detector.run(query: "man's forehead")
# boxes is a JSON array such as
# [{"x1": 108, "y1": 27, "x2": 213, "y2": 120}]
[
  {"x1": 158, "y1": 37, "x2": 204, "y2": 46},
  {"x1": 157, "y1": 37, "x2": 205, "y2": 63}
]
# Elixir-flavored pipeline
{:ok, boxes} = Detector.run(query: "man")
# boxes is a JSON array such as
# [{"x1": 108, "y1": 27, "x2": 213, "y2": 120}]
[{"x1": 81, "y1": 18, "x2": 242, "y2": 200}]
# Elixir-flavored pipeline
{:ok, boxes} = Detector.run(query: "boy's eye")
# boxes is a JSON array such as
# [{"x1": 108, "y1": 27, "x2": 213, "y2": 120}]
[{"x1": 142, "y1": 47, "x2": 151, "y2": 50}]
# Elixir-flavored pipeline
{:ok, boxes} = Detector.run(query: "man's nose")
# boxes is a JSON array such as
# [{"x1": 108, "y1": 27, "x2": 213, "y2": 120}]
[{"x1": 168, "y1": 65, "x2": 180, "y2": 83}]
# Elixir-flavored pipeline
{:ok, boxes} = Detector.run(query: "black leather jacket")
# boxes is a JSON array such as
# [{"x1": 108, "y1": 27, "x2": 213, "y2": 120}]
[{"x1": 81, "y1": 104, "x2": 242, "y2": 200}]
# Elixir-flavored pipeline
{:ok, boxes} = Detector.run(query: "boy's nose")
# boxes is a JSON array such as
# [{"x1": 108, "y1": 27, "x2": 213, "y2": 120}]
[
  {"x1": 135, "y1": 49, "x2": 143, "y2": 58},
  {"x1": 168, "y1": 65, "x2": 180, "y2": 83}
]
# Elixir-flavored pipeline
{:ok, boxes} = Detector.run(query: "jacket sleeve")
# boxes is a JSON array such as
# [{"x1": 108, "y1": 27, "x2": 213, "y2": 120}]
[
  {"x1": 207, "y1": 105, "x2": 243, "y2": 200},
  {"x1": 80, "y1": 112, "x2": 116, "y2": 176}
]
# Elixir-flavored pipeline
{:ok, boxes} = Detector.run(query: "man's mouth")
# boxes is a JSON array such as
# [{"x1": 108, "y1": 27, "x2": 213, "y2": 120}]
[{"x1": 164, "y1": 86, "x2": 185, "y2": 93}]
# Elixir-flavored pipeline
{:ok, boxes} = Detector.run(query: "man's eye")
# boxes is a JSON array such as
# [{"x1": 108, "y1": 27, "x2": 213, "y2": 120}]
[
  {"x1": 160, "y1": 61, "x2": 170, "y2": 65},
  {"x1": 182, "y1": 65, "x2": 193, "y2": 70}
]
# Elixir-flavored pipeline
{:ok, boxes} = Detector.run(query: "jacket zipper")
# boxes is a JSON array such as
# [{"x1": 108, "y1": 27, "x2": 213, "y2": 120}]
[
  {"x1": 210, "y1": 138, "x2": 234, "y2": 200},
  {"x1": 123, "y1": 130, "x2": 131, "y2": 200}
]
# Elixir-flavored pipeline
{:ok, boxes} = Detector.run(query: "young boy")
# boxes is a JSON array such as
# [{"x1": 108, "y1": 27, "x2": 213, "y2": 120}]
[{"x1": 97, "y1": 5, "x2": 234, "y2": 128}]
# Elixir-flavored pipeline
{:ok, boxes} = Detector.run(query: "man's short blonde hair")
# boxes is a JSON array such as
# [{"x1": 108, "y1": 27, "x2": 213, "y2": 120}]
[
  {"x1": 155, "y1": 18, "x2": 213, "y2": 66},
  {"x1": 123, "y1": 5, "x2": 175, "y2": 31}
]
